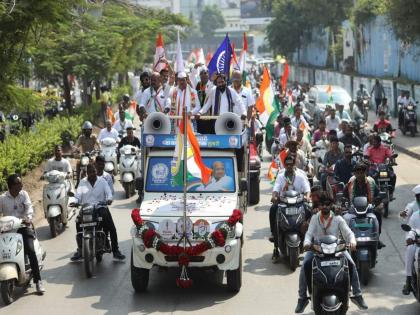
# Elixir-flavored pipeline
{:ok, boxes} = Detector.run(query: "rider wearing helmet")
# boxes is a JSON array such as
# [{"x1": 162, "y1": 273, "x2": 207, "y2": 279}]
[
  {"x1": 75, "y1": 121, "x2": 99, "y2": 154},
  {"x1": 400, "y1": 185, "x2": 420, "y2": 221}
]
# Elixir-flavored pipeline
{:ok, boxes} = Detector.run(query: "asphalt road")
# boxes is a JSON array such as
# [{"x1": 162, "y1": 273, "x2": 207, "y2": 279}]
[{"x1": 2, "y1": 150, "x2": 420, "y2": 315}]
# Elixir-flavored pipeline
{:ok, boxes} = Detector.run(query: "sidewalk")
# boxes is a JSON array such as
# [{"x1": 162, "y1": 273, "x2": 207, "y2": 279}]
[{"x1": 367, "y1": 110, "x2": 420, "y2": 159}]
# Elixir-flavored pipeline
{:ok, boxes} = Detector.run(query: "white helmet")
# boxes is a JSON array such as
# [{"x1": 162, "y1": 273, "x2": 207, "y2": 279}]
[{"x1": 412, "y1": 185, "x2": 420, "y2": 195}]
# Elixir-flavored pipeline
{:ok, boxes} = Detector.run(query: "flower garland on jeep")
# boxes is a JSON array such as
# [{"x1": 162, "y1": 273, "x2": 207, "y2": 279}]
[{"x1": 131, "y1": 208, "x2": 242, "y2": 288}]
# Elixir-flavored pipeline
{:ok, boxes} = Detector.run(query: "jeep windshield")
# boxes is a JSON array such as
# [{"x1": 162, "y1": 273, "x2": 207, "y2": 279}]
[{"x1": 145, "y1": 156, "x2": 235, "y2": 193}]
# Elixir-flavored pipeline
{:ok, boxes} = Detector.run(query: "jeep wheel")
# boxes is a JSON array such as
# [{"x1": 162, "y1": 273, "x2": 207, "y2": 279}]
[
  {"x1": 131, "y1": 250, "x2": 149, "y2": 292},
  {"x1": 226, "y1": 248, "x2": 242, "y2": 292}
]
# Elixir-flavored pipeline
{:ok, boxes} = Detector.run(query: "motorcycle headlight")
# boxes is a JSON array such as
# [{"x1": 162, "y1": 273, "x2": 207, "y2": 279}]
[
  {"x1": 379, "y1": 171, "x2": 388, "y2": 177},
  {"x1": 363, "y1": 100, "x2": 368, "y2": 105},
  {"x1": 83, "y1": 214, "x2": 93, "y2": 222},
  {"x1": 16, "y1": 240, "x2": 23, "y2": 255},
  {"x1": 321, "y1": 242, "x2": 337, "y2": 254},
  {"x1": 407, "y1": 105, "x2": 414, "y2": 110}
]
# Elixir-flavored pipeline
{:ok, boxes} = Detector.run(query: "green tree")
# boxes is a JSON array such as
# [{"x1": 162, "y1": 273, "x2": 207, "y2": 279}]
[
  {"x1": 200, "y1": 5, "x2": 225, "y2": 38},
  {"x1": 385, "y1": 0, "x2": 420, "y2": 44}
]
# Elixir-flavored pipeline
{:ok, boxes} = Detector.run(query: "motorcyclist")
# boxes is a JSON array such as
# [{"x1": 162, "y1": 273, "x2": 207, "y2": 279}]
[
  {"x1": 282, "y1": 139, "x2": 309, "y2": 171},
  {"x1": 44, "y1": 144, "x2": 73, "y2": 194},
  {"x1": 70, "y1": 163, "x2": 125, "y2": 261},
  {"x1": 113, "y1": 105, "x2": 129, "y2": 134},
  {"x1": 344, "y1": 162, "x2": 385, "y2": 248},
  {"x1": 290, "y1": 104, "x2": 309, "y2": 131},
  {"x1": 269, "y1": 154, "x2": 311, "y2": 262},
  {"x1": 349, "y1": 100, "x2": 364, "y2": 124},
  {"x1": 373, "y1": 110, "x2": 395, "y2": 136},
  {"x1": 98, "y1": 119, "x2": 119, "y2": 143},
  {"x1": 402, "y1": 203, "x2": 420, "y2": 295},
  {"x1": 339, "y1": 124, "x2": 362, "y2": 148},
  {"x1": 334, "y1": 144, "x2": 356, "y2": 184},
  {"x1": 279, "y1": 117, "x2": 297, "y2": 149},
  {"x1": 117, "y1": 122, "x2": 141, "y2": 154},
  {"x1": 95, "y1": 155, "x2": 114, "y2": 196},
  {"x1": 296, "y1": 129, "x2": 312, "y2": 157},
  {"x1": 356, "y1": 83, "x2": 370, "y2": 99},
  {"x1": 335, "y1": 103, "x2": 351, "y2": 121},
  {"x1": 0, "y1": 174, "x2": 46, "y2": 293},
  {"x1": 365, "y1": 134, "x2": 396, "y2": 197},
  {"x1": 295, "y1": 192, "x2": 368, "y2": 313},
  {"x1": 311, "y1": 119, "x2": 328, "y2": 145},
  {"x1": 400, "y1": 185, "x2": 420, "y2": 221},
  {"x1": 325, "y1": 108, "x2": 341, "y2": 132},
  {"x1": 321, "y1": 137, "x2": 343, "y2": 189}
]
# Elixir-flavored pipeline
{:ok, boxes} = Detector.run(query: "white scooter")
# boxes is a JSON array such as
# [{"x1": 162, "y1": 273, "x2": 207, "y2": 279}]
[
  {"x1": 119, "y1": 145, "x2": 140, "y2": 198},
  {"x1": 0, "y1": 216, "x2": 46, "y2": 304},
  {"x1": 42, "y1": 170, "x2": 76, "y2": 237},
  {"x1": 100, "y1": 137, "x2": 118, "y2": 175}
]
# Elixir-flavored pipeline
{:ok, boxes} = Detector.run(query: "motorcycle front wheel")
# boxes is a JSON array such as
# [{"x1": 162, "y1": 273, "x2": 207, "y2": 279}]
[
  {"x1": 288, "y1": 246, "x2": 299, "y2": 271},
  {"x1": 359, "y1": 260, "x2": 370, "y2": 286},
  {"x1": 1, "y1": 279, "x2": 16, "y2": 305},
  {"x1": 83, "y1": 238, "x2": 94, "y2": 278},
  {"x1": 383, "y1": 202, "x2": 389, "y2": 218},
  {"x1": 48, "y1": 216, "x2": 61, "y2": 238}
]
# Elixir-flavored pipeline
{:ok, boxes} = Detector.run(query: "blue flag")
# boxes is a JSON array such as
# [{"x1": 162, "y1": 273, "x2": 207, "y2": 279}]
[{"x1": 208, "y1": 34, "x2": 232, "y2": 79}]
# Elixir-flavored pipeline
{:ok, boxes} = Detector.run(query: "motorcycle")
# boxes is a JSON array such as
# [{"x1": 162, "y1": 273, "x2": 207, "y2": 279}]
[
  {"x1": 274, "y1": 190, "x2": 307, "y2": 271},
  {"x1": 42, "y1": 170, "x2": 76, "y2": 237},
  {"x1": 0, "y1": 217, "x2": 46, "y2": 304},
  {"x1": 399, "y1": 102, "x2": 417, "y2": 137},
  {"x1": 73, "y1": 202, "x2": 112, "y2": 278},
  {"x1": 352, "y1": 119, "x2": 368, "y2": 145},
  {"x1": 347, "y1": 197, "x2": 379, "y2": 285},
  {"x1": 310, "y1": 235, "x2": 350, "y2": 315},
  {"x1": 100, "y1": 137, "x2": 118, "y2": 175},
  {"x1": 119, "y1": 145, "x2": 141, "y2": 198},
  {"x1": 357, "y1": 96, "x2": 370, "y2": 121},
  {"x1": 312, "y1": 139, "x2": 328, "y2": 181},
  {"x1": 378, "y1": 132, "x2": 395, "y2": 154},
  {"x1": 369, "y1": 156, "x2": 397, "y2": 218},
  {"x1": 401, "y1": 223, "x2": 420, "y2": 302}
]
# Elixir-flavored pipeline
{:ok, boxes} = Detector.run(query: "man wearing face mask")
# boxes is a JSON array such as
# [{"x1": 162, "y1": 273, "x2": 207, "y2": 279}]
[
  {"x1": 196, "y1": 73, "x2": 246, "y2": 133},
  {"x1": 295, "y1": 192, "x2": 368, "y2": 313},
  {"x1": 138, "y1": 72, "x2": 171, "y2": 120}
]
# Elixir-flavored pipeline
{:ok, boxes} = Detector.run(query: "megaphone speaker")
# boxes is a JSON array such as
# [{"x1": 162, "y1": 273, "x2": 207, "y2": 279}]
[
  {"x1": 215, "y1": 112, "x2": 242, "y2": 135},
  {"x1": 143, "y1": 112, "x2": 171, "y2": 134}
]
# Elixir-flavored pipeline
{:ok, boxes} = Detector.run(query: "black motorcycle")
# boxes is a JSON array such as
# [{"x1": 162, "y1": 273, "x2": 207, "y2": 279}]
[
  {"x1": 310, "y1": 235, "x2": 350, "y2": 315},
  {"x1": 75, "y1": 202, "x2": 112, "y2": 278},
  {"x1": 369, "y1": 159, "x2": 396, "y2": 218},
  {"x1": 275, "y1": 190, "x2": 308, "y2": 271},
  {"x1": 399, "y1": 102, "x2": 417, "y2": 137},
  {"x1": 347, "y1": 197, "x2": 379, "y2": 285},
  {"x1": 401, "y1": 224, "x2": 420, "y2": 303}
]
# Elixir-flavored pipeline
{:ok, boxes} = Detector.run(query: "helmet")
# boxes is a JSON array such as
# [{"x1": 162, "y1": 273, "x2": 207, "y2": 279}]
[
  {"x1": 412, "y1": 185, "x2": 420, "y2": 195},
  {"x1": 82, "y1": 121, "x2": 93, "y2": 130},
  {"x1": 123, "y1": 94, "x2": 130, "y2": 102}
]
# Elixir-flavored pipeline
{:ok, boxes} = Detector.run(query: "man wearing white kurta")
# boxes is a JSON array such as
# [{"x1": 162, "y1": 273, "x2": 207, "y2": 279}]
[
  {"x1": 171, "y1": 72, "x2": 201, "y2": 117},
  {"x1": 138, "y1": 72, "x2": 171, "y2": 118}
]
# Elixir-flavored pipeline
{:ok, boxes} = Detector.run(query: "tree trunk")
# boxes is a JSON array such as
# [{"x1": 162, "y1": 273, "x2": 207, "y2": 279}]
[
  {"x1": 95, "y1": 79, "x2": 101, "y2": 101},
  {"x1": 63, "y1": 72, "x2": 72, "y2": 114},
  {"x1": 118, "y1": 73, "x2": 125, "y2": 86}
]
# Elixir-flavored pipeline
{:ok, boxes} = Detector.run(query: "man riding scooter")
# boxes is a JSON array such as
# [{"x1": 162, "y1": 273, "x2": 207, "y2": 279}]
[
  {"x1": 0, "y1": 174, "x2": 45, "y2": 294},
  {"x1": 295, "y1": 192, "x2": 368, "y2": 313},
  {"x1": 44, "y1": 145, "x2": 73, "y2": 193}
]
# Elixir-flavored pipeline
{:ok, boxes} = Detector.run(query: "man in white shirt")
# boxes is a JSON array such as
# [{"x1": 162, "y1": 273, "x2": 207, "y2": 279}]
[
  {"x1": 278, "y1": 117, "x2": 297, "y2": 149},
  {"x1": 171, "y1": 72, "x2": 200, "y2": 117},
  {"x1": 71, "y1": 164, "x2": 125, "y2": 261},
  {"x1": 0, "y1": 174, "x2": 45, "y2": 293},
  {"x1": 400, "y1": 185, "x2": 420, "y2": 221},
  {"x1": 195, "y1": 67, "x2": 214, "y2": 134},
  {"x1": 134, "y1": 71, "x2": 151, "y2": 106},
  {"x1": 98, "y1": 120, "x2": 119, "y2": 143},
  {"x1": 113, "y1": 107, "x2": 129, "y2": 134},
  {"x1": 290, "y1": 104, "x2": 309, "y2": 130},
  {"x1": 231, "y1": 70, "x2": 255, "y2": 119},
  {"x1": 402, "y1": 208, "x2": 420, "y2": 295},
  {"x1": 197, "y1": 73, "x2": 246, "y2": 118},
  {"x1": 138, "y1": 72, "x2": 171, "y2": 120},
  {"x1": 44, "y1": 145, "x2": 73, "y2": 194},
  {"x1": 325, "y1": 108, "x2": 341, "y2": 131},
  {"x1": 197, "y1": 161, "x2": 234, "y2": 192},
  {"x1": 95, "y1": 155, "x2": 114, "y2": 196}
]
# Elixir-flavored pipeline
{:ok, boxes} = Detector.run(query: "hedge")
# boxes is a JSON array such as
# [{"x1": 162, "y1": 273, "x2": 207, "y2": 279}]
[{"x1": 0, "y1": 115, "x2": 83, "y2": 190}]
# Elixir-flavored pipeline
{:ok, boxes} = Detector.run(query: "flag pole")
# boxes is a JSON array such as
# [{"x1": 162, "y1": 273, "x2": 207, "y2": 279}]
[{"x1": 182, "y1": 97, "x2": 188, "y2": 249}]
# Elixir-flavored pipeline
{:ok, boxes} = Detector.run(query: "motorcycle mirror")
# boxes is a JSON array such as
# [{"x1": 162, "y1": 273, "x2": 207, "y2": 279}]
[
  {"x1": 401, "y1": 224, "x2": 411, "y2": 232},
  {"x1": 392, "y1": 153, "x2": 398, "y2": 158},
  {"x1": 68, "y1": 191, "x2": 75, "y2": 197}
]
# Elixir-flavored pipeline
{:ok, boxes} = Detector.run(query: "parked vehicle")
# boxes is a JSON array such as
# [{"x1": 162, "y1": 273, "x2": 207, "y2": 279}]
[
  {"x1": 347, "y1": 197, "x2": 379, "y2": 285},
  {"x1": 274, "y1": 190, "x2": 307, "y2": 271},
  {"x1": 42, "y1": 170, "x2": 76, "y2": 237},
  {"x1": 401, "y1": 224, "x2": 420, "y2": 303},
  {"x1": 0, "y1": 217, "x2": 46, "y2": 304},
  {"x1": 310, "y1": 235, "x2": 350, "y2": 315}
]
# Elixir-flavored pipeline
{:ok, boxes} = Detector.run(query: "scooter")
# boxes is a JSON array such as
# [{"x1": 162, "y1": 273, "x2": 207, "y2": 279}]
[
  {"x1": 310, "y1": 235, "x2": 350, "y2": 315},
  {"x1": 275, "y1": 190, "x2": 307, "y2": 271},
  {"x1": 399, "y1": 102, "x2": 417, "y2": 137},
  {"x1": 401, "y1": 224, "x2": 420, "y2": 302},
  {"x1": 0, "y1": 216, "x2": 46, "y2": 304},
  {"x1": 347, "y1": 197, "x2": 379, "y2": 285},
  {"x1": 119, "y1": 145, "x2": 140, "y2": 198},
  {"x1": 100, "y1": 137, "x2": 118, "y2": 175},
  {"x1": 72, "y1": 203, "x2": 112, "y2": 278},
  {"x1": 42, "y1": 170, "x2": 76, "y2": 237}
]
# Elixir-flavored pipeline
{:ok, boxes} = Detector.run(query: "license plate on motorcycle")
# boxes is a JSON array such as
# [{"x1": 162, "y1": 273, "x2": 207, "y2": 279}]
[
  {"x1": 80, "y1": 222, "x2": 97, "y2": 227},
  {"x1": 320, "y1": 260, "x2": 340, "y2": 267},
  {"x1": 285, "y1": 207, "x2": 299, "y2": 215}
]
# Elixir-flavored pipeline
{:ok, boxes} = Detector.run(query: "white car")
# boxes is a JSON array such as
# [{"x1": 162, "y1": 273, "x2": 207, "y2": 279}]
[{"x1": 308, "y1": 85, "x2": 352, "y2": 111}]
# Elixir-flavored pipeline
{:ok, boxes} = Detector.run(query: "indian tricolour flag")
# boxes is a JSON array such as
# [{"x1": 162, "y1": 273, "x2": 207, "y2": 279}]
[
  {"x1": 171, "y1": 118, "x2": 212, "y2": 189},
  {"x1": 153, "y1": 33, "x2": 166, "y2": 72},
  {"x1": 256, "y1": 67, "x2": 281, "y2": 141}
]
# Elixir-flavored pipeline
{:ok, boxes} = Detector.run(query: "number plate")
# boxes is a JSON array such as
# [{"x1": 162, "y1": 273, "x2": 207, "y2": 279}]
[
  {"x1": 320, "y1": 260, "x2": 340, "y2": 267},
  {"x1": 80, "y1": 222, "x2": 97, "y2": 227},
  {"x1": 285, "y1": 207, "x2": 300, "y2": 215}
]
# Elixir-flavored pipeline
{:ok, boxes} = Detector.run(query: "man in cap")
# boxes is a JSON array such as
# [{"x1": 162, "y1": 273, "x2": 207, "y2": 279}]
[
  {"x1": 171, "y1": 72, "x2": 200, "y2": 118},
  {"x1": 138, "y1": 72, "x2": 171, "y2": 120}
]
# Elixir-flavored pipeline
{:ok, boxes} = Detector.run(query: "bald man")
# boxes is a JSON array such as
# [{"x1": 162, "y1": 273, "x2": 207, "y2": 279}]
[
  {"x1": 137, "y1": 72, "x2": 171, "y2": 120},
  {"x1": 197, "y1": 161, "x2": 234, "y2": 192}
]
